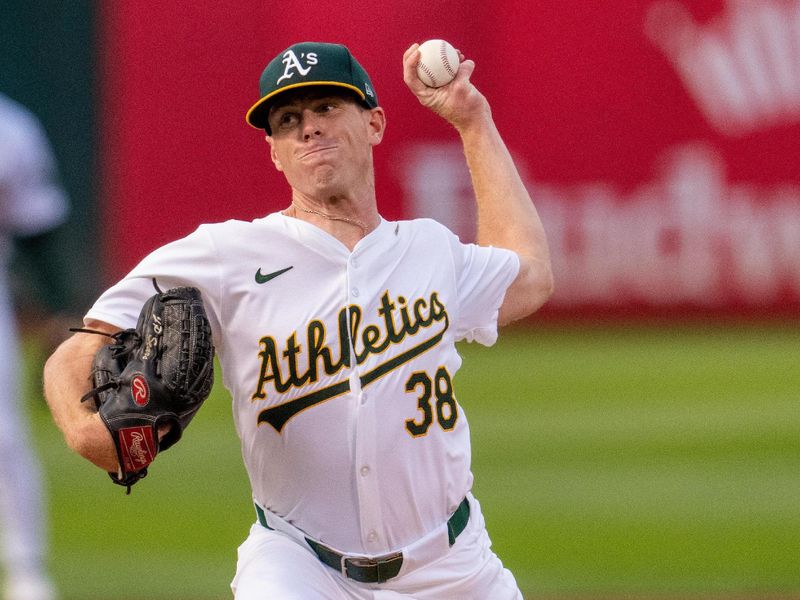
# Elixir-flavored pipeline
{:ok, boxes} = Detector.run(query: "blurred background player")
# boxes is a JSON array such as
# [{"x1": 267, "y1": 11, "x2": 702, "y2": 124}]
[{"x1": 0, "y1": 92, "x2": 68, "y2": 600}]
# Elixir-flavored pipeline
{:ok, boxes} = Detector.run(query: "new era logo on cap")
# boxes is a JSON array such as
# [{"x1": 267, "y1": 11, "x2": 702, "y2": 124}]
[{"x1": 245, "y1": 42, "x2": 379, "y2": 132}]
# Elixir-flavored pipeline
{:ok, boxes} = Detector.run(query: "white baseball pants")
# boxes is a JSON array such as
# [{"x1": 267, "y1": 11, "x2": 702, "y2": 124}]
[{"x1": 231, "y1": 494, "x2": 523, "y2": 599}]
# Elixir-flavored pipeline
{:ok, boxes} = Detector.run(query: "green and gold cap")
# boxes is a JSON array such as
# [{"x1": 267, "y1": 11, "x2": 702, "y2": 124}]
[{"x1": 246, "y1": 42, "x2": 378, "y2": 132}]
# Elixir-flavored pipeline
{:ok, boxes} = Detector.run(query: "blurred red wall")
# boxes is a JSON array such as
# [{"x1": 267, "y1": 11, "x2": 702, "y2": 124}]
[{"x1": 97, "y1": 0, "x2": 800, "y2": 317}]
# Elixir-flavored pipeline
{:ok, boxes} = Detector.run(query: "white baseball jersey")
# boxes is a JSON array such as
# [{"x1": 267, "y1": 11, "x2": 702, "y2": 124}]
[{"x1": 86, "y1": 212, "x2": 519, "y2": 555}]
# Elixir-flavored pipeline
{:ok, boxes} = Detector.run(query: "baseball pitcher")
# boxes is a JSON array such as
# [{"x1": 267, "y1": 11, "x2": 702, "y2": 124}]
[{"x1": 44, "y1": 41, "x2": 553, "y2": 599}]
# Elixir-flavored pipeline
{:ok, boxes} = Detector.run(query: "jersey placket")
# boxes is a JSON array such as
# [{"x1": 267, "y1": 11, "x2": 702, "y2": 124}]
[{"x1": 345, "y1": 247, "x2": 387, "y2": 554}]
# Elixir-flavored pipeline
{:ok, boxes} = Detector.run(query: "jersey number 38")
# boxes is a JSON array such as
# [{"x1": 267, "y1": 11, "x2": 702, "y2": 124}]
[{"x1": 404, "y1": 367, "x2": 457, "y2": 437}]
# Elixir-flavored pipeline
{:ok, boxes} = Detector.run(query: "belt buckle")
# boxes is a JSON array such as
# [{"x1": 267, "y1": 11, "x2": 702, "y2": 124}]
[{"x1": 341, "y1": 551, "x2": 403, "y2": 583}]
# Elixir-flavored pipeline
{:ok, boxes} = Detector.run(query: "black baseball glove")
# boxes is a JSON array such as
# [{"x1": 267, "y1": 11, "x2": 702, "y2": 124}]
[{"x1": 78, "y1": 281, "x2": 214, "y2": 492}]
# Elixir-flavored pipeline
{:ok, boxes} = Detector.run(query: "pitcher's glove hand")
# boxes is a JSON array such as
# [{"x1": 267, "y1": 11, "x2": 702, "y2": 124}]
[{"x1": 78, "y1": 281, "x2": 214, "y2": 492}]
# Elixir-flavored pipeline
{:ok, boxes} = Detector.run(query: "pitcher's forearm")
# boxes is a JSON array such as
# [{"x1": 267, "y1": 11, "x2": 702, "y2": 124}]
[
  {"x1": 459, "y1": 114, "x2": 554, "y2": 320},
  {"x1": 459, "y1": 116, "x2": 546, "y2": 255},
  {"x1": 43, "y1": 327, "x2": 120, "y2": 472}
]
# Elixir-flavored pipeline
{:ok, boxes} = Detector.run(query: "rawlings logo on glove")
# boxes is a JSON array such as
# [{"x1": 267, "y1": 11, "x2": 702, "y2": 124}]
[
  {"x1": 118, "y1": 426, "x2": 157, "y2": 472},
  {"x1": 77, "y1": 280, "x2": 215, "y2": 492}
]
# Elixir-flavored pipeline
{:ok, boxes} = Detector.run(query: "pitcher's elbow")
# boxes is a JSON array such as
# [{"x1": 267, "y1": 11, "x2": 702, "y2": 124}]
[
  {"x1": 541, "y1": 267, "x2": 555, "y2": 303},
  {"x1": 528, "y1": 274, "x2": 555, "y2": 316},
  {"x1": 527, "y1": 260, "x2": 555, "y2": 313}
]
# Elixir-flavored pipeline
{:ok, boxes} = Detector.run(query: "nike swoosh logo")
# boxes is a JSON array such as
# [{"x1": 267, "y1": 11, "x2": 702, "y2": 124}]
[{"x1": 255, "y1": 266, "x2": 293, "y2": 284}]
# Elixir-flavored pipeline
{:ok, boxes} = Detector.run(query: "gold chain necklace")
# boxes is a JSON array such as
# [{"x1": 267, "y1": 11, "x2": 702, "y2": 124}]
[{"x1": 291, "y1": 202, "x2": 368, "y2": 235}]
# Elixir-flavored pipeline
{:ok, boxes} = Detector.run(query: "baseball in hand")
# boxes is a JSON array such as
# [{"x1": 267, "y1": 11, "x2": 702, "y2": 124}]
[{"x1": 416, "y1": 39, "x2": 460, "y2": 88}]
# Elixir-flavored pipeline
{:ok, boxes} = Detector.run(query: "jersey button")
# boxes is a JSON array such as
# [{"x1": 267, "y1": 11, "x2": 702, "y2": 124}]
[
  {"x1": 351, "y1": 287, "x2": 360, "y2": 297},
  {"x1": 360, "y1": 465, "x2": 370, "y2": 477},
  {"x1": 351, "y1": 258, "x2": 360, "y2": 268},
  {"x1": 367, "y1": 531, "x2": 378, "y2": 543}
]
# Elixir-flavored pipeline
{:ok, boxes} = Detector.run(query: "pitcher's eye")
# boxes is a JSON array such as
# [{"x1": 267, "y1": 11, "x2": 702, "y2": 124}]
[{"x1": 276, "y1": 112, "x2": 299, "y2": 129}]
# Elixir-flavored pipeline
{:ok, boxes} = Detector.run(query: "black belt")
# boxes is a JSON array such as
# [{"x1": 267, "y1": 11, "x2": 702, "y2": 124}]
[{"x1": 255, "y1": 497, "x2": 470, "y2": 584}]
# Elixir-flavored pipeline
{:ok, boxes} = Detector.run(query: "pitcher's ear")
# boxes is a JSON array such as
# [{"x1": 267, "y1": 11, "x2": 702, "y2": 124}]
[{"x1": 367, "y1": 107, "x2": 386, "y2": 145}]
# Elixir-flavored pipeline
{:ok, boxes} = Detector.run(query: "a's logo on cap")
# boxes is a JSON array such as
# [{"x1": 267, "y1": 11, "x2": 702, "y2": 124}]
[
  {"x1": 277, "y1": 50, "x2": 318, "y2": 85},
  {"x1": 365, "y1": 82, "x2": 374, "y2": 98}
]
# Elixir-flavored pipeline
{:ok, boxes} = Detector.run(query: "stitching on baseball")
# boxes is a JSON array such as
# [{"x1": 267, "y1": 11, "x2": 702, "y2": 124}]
[
  {"x1": 419, "y1": 62, "x2": 439, "y2": 87},
  {"x1": 440, "y1": 41, "x2": 456, "y2": 78}
]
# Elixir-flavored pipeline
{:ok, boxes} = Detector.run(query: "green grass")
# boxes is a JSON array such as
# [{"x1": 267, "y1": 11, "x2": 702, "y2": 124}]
[
  {"x1": 463, "y1": 323, "x2": 800, "y2": 598},
  {"x1": 16, "y1": 322, "x2": 800, "y2": 599}
]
